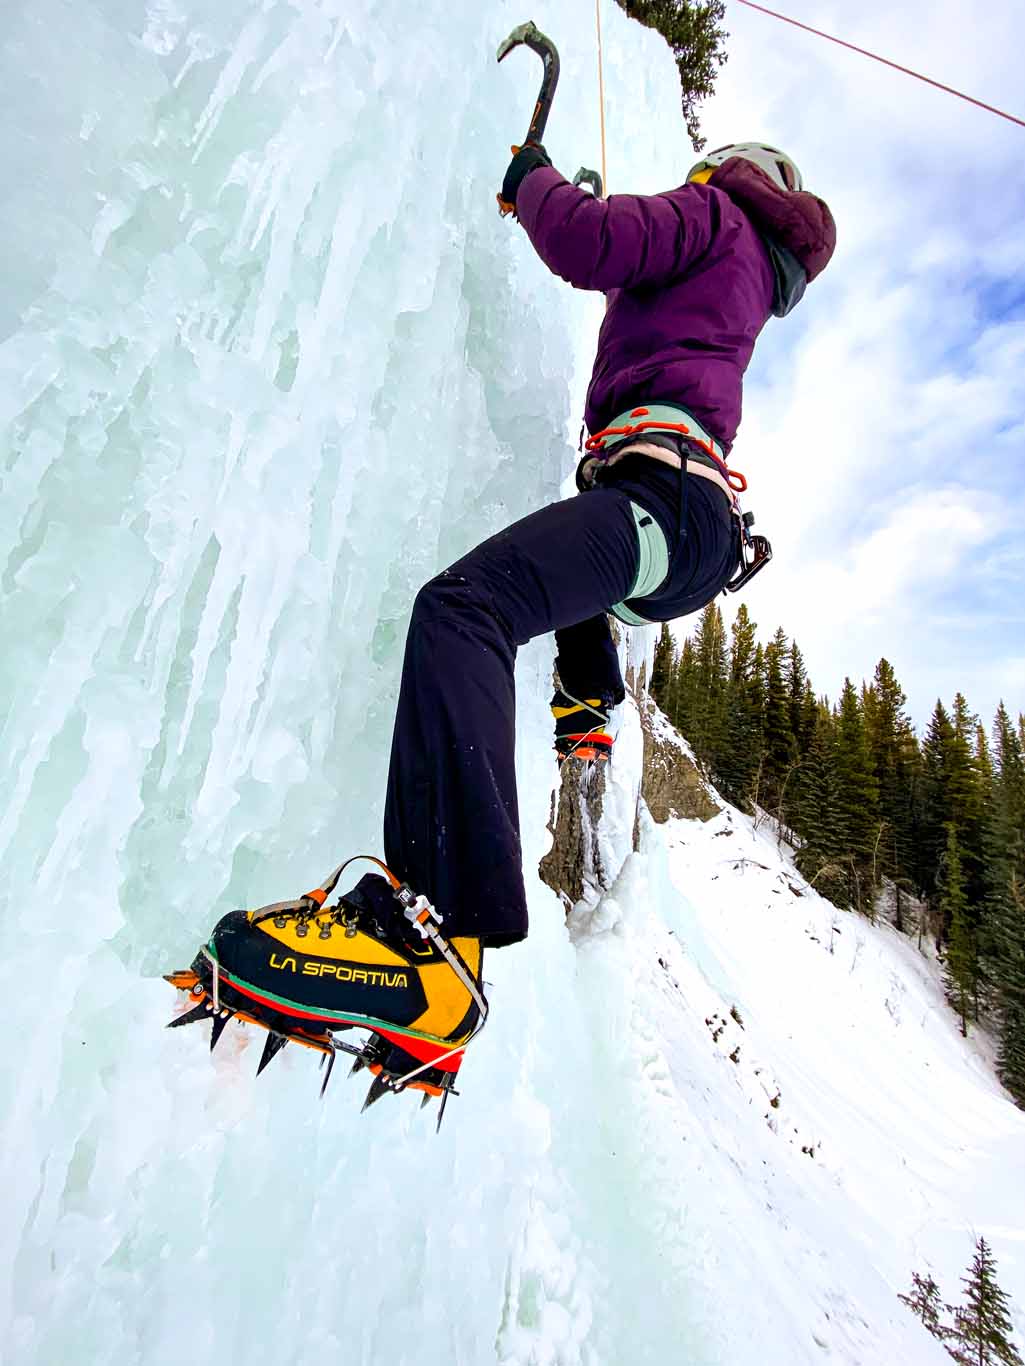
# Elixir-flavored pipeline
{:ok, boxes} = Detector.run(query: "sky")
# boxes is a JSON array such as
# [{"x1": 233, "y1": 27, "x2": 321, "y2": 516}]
[{"x1": 565, "y1": 0, "x2": 1025, "y2": 734}]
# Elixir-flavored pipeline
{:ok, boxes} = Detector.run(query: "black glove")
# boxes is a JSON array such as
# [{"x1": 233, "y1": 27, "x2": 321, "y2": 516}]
[{"x1": 499, "y1": 142, "x2": 552, "y2": 215}]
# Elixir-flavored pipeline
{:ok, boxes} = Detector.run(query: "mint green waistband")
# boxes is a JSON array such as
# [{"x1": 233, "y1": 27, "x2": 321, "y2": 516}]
[
  {"x1": 592, "y1": 403, "x2": 723, "y2": 461},
  {"x1": 610, "y1": 501, "x2": 669, "y2": 627}
]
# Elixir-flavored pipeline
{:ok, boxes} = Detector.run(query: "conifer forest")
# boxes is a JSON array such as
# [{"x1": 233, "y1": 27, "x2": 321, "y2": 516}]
[{"x1": 652, "y1": 606, "x2": 1025, "y2": 1109}]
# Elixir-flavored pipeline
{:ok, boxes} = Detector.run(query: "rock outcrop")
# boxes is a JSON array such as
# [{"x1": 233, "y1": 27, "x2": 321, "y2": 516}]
[
  {"x1": 637, "y1": 696, "x2": 721, "y2": 824},
  {"x1": 539, "y1": 686, "x2": 720, "y2": 908}
]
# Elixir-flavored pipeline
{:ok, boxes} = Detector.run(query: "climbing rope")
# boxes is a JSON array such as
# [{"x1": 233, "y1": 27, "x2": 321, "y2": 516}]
[
  {"x1": 735, "y1": 0, "x2": 1025, "y2": 129},
  {"x1": 595, "y1": 0, "x2": 609, "y2": 193}
]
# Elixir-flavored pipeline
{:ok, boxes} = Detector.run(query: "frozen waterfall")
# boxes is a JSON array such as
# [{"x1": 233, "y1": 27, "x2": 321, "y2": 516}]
[{"x1": 2, "y1": 5, "x2": 1022, "y2": 1365}]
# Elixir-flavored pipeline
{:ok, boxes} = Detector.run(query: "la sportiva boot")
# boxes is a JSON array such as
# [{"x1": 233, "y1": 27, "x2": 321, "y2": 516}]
[
  {"x1": 550, "y1": 688, "x2": 614, "y2": 763},
  {"x1": 165, "y1": 857, "x2": 486, "y2": 1125}
]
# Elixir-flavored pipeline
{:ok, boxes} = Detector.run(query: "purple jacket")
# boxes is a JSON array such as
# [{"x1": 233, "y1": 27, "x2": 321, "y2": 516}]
[{"x1": 516, "y1": 157, "x2": 836, "y2": 451}]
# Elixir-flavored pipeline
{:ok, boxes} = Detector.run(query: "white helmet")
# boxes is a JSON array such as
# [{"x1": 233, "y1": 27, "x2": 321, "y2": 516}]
[{"x1": 687, "y1": 142, "x2": 803, "y2": 193}]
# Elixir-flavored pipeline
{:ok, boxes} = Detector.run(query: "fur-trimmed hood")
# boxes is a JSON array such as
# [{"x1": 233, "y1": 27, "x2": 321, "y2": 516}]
[{"x1": 709, "y1": 156, "x2": 836, "y2": 283}]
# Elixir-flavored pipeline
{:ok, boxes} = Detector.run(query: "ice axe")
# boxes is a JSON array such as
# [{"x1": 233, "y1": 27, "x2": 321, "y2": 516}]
[
  {"x1": 495, "y1": 21, "x2": 603, "y2": 216},
  {"x1": 495, "y1": 20, "x2": 560, "y2": 216}
]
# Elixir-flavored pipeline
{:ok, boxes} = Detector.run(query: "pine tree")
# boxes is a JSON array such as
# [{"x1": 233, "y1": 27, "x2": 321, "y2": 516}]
[
  {"x1": 951, "y1": 693, "x2": 988, "y2": 914},
  {"x1": 673, "y1": 637, "x2": 698, "y2": 739},
  {"x1": 794, "y1": 705, "x2": 847, "y2": 903},
  {"x1": 651, "y1": 623, "x2": 673, "y2": 711},
  {"x1": 863, "y1": 659, "x2": 920, "y2": 925},
  {"x1": 942, "y1": 824, "x2": 976, "y2": 1035},
  {"x1": 616, "y1": 0, "x2": 729, "y2": 150},
  {"x1": 948, "y1": 1237, "x2": 1023, "y2": 1365},
  {"x1": 898, "y1": 1270, "x2": 950, "y2": 1344},
  {"x1": 984, "y1": 704, "x2": 1025, "y2": 1107},
  {"x1": 833, "y1": 678, "x2": 881, "y2": 914},
  {"x1": 688, "y1": 602, "x2": 728, "y2": 776},
  {"x1": 786, "y1": 640, "x2": 812, "y2": 752},
  {"x1": 761, "y1": 627, "x2": 796, "y2": 821},
  {"x1": 718, "y1": 603, "x2": 762, "y2": 807},
  {"x1": 920, "y1": 699, "x2": 957, "y2": 914}
]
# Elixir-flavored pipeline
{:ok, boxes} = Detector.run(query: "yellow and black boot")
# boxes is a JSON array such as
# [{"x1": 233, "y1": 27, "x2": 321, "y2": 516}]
[
  {"x1": 551, "y1": 688, "x2": 614, "y2": 763},
  {"x1": 165, "y1": 860, "x2": 485, "y2": 1120}
]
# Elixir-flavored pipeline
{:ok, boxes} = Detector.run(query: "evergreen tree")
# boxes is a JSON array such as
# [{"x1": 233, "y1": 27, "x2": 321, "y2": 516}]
[
  {"x1": 942, "y1": 824, "x2": 976, "y2": 1035},
  {"x1": 971, "y1": 721, "x2": 998, "y2": 1003},
  {"x1": 718, "y1": 603, "x2": 761, "y2": 807},
  {"x1": 786, "y1": 640, "x2": 812, "y2": 752},
  {"x1": 833, "y1": 678, "x2": 881, "y2": 913},
  {"x1": 863, "y1": 659, "x2": 920, "y2": 919},
  {"x1": 651, "y1": 623, "x2": 673, "y2": 711},
  {"x1": 687, "y1": 602, "x2": 728, "y2": 775},
  {"x1": 794, "y1": 705, "x2": 847, "y2": 903},
  {"x1": 898, "y1": 1270, "x2": 950, "y2": 1345},
  {"x1": 782, "y1": 682, "x2": 818, "y2": 844},
  {"x1": 951, "y1": 693, "x2": 988, "y2": 914},
  {"x1": 663, "y1": 640, "x2": 681, "y2": 726},
  {"x1": 761, "y1": 627, "x2": 796, "y2": 821},
  {"x1": 984, "y1": 704, "x2": 1025, "y2": 1107},
  {"x1": 615, "y1": 0, "x2": 729, "y2": 150},
  {"x1": 728, "y1": 602, "x2": 757, "y2": 687},
  {"x1": 948, "y1": 1237, "x2": 1023, "y2": 1365},
  {"x1": 673, "y1": 637, "x2": 698, "y2": 740},
  {"x1": 920, "y1": 699, "x2": 957, "y2": 911}
]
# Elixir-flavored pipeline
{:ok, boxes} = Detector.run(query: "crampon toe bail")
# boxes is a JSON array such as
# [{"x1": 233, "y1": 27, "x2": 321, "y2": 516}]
[{"x1": 163, "y1": 855, "x2": 487, "y2": 1126}]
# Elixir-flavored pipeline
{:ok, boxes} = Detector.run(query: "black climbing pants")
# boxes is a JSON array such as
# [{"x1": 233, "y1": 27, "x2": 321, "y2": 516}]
[{"x1": 382, "y1": 455, "x2": 739, "y2": 945}]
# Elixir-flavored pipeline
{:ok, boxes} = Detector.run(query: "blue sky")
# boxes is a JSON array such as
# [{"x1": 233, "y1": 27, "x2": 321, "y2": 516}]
[
  {"x1": 599, "y1": 0, "x2": 1025, "y2": 733},
  {"x1": 715, "y1": 0, "x2": 1025, "y2": 732}
]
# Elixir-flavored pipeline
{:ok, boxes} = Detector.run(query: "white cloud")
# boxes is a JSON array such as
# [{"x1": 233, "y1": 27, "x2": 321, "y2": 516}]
[
  {"x1": 566, "y1": 1, "x2": 1025, "y2": 731},
  {"x1": 669, "y1": 0, "x2": 1025, "y2": 729}
]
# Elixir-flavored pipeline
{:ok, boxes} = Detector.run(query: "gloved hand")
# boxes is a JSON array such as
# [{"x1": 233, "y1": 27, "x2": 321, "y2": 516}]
[{"x1": 498, "y1": 142, "x2": 552, "y2": 216}]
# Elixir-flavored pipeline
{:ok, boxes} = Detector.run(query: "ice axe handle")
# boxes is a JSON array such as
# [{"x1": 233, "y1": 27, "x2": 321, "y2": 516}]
[{"x1": 496, "y1": 21, "x2": 560, "y2": 216}]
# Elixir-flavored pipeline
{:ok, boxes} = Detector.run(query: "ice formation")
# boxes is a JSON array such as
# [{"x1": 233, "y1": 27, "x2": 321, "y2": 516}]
[{"x1": 1, "y1": 4, "x2": 1022, "y2": 1364}]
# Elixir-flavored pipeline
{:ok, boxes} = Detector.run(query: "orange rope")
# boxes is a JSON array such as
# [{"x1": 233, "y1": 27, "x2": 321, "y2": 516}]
[
  {"x1": 736, "y1": 0, "x2": 1025, "y2": 129},
  {"x1": 595, "y1": 0, "x2": 608, "y2": 192}
]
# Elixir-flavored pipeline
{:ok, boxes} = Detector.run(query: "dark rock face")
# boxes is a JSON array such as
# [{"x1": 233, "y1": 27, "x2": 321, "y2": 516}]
[
  {"x1": 538, "y1": 758, "x2": 607, "y2": 910},
  {"x1": 538, "y1": 689, "x2": 720, "y2": 908},
  {"x1": 637, "y1": 697, "x2": 721, "y2": 825}
]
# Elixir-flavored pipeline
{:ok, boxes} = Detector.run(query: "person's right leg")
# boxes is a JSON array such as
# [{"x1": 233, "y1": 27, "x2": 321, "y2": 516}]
[{"x1": 383, "y1": 484, "x2": 643, "y2": 946}]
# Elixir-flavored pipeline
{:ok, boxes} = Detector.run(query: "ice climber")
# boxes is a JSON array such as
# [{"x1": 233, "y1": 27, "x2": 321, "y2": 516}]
[{"x1": 168, "y1": 141, "x2": 835, "y2": 1111}]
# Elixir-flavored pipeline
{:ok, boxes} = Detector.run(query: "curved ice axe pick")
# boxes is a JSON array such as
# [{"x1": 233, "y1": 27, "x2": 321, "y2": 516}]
[
  {"x1": 572, "y1": 167, "x2": 604, "y2": 199},
  {"x1": 496, "y1": 20, "x2": 560, "y2": 216}
]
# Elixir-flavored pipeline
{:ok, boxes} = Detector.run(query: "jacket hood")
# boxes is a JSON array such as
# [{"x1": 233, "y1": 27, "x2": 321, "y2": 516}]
[{"x1": 709, "y1": 156, "x2": 836, "y2": 287}]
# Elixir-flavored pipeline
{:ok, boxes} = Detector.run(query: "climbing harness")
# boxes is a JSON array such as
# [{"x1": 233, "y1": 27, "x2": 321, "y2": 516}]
[{"x1": 583, "y1": 404, "x2": 773, "y2": 598}]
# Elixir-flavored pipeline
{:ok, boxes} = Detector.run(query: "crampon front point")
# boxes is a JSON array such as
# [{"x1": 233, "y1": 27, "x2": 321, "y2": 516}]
[{"x1": 164, "y1": 856, "x2": 487, "y2": 1128}]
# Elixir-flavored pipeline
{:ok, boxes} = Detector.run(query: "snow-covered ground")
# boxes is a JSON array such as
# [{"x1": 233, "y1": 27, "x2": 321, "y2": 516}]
[{"x1": 558, "y1": 698, "x2": 1025, "y2": 1364}]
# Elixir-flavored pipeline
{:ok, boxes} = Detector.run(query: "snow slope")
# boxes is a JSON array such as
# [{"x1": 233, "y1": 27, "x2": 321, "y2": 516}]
[
  {"x1": 560, "y1": 699, "x2": 1025, "y2": 1364},
  {"x1": 2, "y1": 4, "x2": 1023, "y2": 1364}
]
